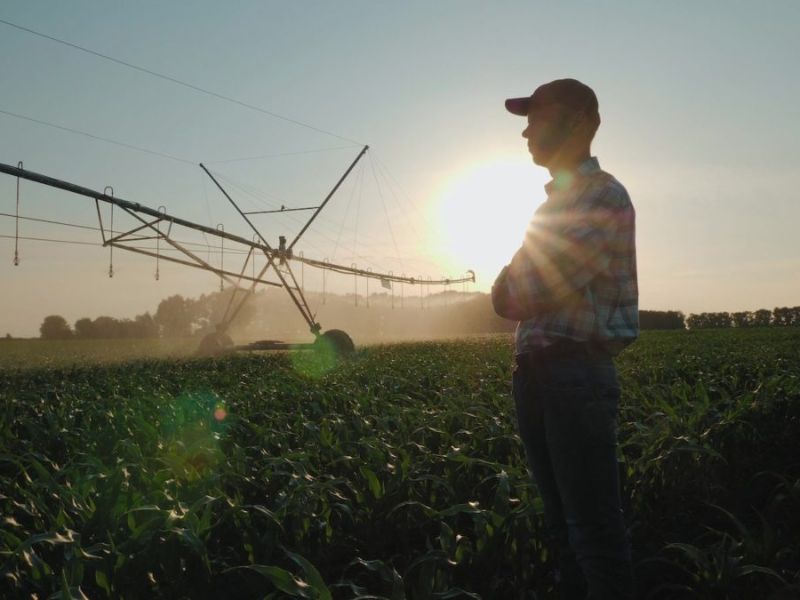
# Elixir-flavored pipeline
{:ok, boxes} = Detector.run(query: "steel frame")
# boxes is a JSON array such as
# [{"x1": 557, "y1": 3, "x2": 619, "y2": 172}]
[{"x1": 1, "y1": 151, "x2": 476, "y2": 345}]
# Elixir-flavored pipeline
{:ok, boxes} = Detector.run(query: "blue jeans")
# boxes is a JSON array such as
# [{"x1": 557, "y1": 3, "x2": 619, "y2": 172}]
[{"x1": 513, "y1": 347, "x2": 633, "y2": 600}]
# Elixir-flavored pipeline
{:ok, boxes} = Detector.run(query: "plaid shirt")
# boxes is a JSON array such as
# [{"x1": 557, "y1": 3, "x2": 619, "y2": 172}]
[{"x1": 493, "y1": 156, "x2": 638, "y2": 354}]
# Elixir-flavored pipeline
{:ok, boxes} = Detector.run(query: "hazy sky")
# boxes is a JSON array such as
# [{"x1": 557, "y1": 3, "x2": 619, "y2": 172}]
[{"x1": 1, "y1": 1, "x2": 798, "y2": 337}]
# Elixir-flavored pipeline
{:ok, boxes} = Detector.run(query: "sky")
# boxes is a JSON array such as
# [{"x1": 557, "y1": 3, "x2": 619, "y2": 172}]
[{"x1": 1, "y1": 1, "x2": 798, "y2": 337}]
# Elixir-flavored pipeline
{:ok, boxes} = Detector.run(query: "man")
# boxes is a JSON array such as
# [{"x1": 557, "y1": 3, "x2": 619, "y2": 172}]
[{"x1": 492, "y1": 79, "x2": 638, "y2": 599}]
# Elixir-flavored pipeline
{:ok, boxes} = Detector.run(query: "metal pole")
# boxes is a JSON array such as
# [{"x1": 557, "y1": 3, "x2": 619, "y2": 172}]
[
  {"x1": 106, "y1": 187, "x2": 114, "y2": 278},
  {"x1": 199, "y1": 164, "x2": 273, "y2": 251},
  {"x1": 200, "y1": 163, "x2": 320, "y2": 333},
  {"x1": 0, "y1": 162, "x2": 273, "y2": 250},
  {"x1": 288, "y1": 145, "x2": 368, "y2": 251},
  {"x1": 13, "y1": 161, "x2": 21, "y2": 266},
  {"x1": 300, "y1": 251, "x2": 304, "y2": 293}
]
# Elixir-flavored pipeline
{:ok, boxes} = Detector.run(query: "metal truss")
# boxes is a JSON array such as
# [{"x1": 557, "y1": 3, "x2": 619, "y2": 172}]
[{"x1": 0, "y1": 150, "x2": 476, "y2": 342}]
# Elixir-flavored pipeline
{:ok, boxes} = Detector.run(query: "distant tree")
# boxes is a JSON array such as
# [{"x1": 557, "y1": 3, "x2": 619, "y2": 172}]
[
  {"x1": 686, "y1": 312, "x2": 732, "y2": 329},
  {"x1": 773, "y1": 307, "x2": 789, "y2": 326},
  {"x1": 752, "y1": 309, "x2": 772, "y2": 327},
  {"x1": 191, "y1": 290, "x2": 257, "y2": 337},
  {"x1": 40, "y1": 315, "x2": 73, "y2": 340},
  {"x1": 92, "y1": 316, "x2": 122, "y2": 339},
  {"x1": 773, "y1": 306, "x2": 800, "y2": 326},
  {"x1": 74, "y1": 317, "x2": 95, "y2": 339},
  {"x1": 133, "y1": 312, "x2": 159, "y2": 338},
  {"x1": 639, "y1": 310, "x2": 685, "y2": 330},
  {"x1": 70, "y1": 313, "x2": 159, "y2": 339},
  {"x1": 731, "y1": 311, "x2": 753, "y2": 327},
  {"x1": 710, "y1": 312, "x2": 732, "y2": 328},
  {"x1": 117, "y1": 319, "x2": 136, "y2": 338},
  {"x1": 155, "y1": 295, "x2": 194, "y2": 337}
]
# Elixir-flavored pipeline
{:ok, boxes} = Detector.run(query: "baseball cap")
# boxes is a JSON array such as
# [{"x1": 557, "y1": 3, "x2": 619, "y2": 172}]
[{"x1": 505, "y1": 78, "x2": 599, "y2": 121}]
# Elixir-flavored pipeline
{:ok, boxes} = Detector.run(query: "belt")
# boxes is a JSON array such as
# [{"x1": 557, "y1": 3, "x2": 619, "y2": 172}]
[{"x1": 515, "y1": 340, "x2": 608, "y2": 369}]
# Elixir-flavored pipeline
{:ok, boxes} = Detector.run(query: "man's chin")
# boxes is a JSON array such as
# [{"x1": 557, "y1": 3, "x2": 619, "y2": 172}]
[{"x1": 530, "y1": 152, "x2": 547, "y2": 167}]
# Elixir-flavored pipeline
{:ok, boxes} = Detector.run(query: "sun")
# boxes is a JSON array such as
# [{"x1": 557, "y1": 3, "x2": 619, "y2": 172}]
[{"x1": 432, "y1": 156, "x2": 548, "y2": 290}]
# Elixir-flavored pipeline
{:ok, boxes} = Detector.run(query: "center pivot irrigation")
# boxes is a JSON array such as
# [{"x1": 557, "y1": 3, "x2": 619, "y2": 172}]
[{"x1": 1, "y1": 148, "x2": 475, "y2": 356}]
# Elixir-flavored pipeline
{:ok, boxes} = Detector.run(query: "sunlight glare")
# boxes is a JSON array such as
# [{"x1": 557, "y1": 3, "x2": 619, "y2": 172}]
[{"x1": 432, "y1": 157, "x2": 548, "y2": 290}]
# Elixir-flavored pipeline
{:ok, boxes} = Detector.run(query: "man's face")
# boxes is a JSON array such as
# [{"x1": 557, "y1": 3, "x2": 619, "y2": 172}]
[{"x1": 521, "y1": 103, "x2": 577, "y2": 167}]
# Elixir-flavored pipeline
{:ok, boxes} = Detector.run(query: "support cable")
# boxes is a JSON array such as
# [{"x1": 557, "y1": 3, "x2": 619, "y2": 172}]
[
  {"x1": 205, "y1": 146, "x2": 356, "y2": 165},
  {"x1": 331, "y1": 159, "x2": 360, "y2": 261},
  {"x1": 352, "y1": 160, "x2": 364, "y2": 267},
  {"x1": 0, "y1": 212, "x2": 255, "y2": 255},
  {"x1": 0, "y1": 18, "x2": 363, "y2": 146},
  {"x1": 368, "y1": 152, "x2": 403, "y2": 272},
  {"x1": 211, "y1": 169, "x2": 401, "y2": 269},
  {"x1": 212, "y1": 168, "x2": 371, "y2": 248},
  {"x1": 0, "y1": 234, "x2": 97, "y2": 247},
  {"x1": 287, "y1": 145, "x2": 368, "y2": 251},
  {"x1": 0, "y1": 108, "x2": 196, "y2": 166},
  {"x1": 221, "y1": 246, "x2": 253, "y2": 324},
  {"x1": 200, "y1": 163, "x2": 320, "y2": 333}
]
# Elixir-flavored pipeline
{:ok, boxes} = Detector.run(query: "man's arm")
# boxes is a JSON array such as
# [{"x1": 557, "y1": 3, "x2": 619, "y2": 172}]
[{"x1": 492, "y1": 185, "x2": 626, "y2": 320}]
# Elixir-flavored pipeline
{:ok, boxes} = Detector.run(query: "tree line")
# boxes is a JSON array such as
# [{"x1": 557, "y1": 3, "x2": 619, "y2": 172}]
[
  {"x1": 686, "y1": 306, "x2": 800, "y2": 329},
  {"x1": 40, "y1": 313, "x2": 159, "y2": 340},
  {"x1": 38, "y1": 292, "x2": 235, "y2": 340},
  {"x1": 639, "y1": 307, "x2": 800, "y2": 330},
  {"x1": 35, "y1": 295, "x2": 800, "y2": 340}
]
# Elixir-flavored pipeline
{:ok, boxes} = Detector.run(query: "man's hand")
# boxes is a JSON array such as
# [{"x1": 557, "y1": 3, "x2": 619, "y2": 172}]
[
  {"x1": 492, "y1": 255, "x2": 587, "y2": 321},
  {"x1": 492, "y1": 264, "x2": 530, "y2": 320}
]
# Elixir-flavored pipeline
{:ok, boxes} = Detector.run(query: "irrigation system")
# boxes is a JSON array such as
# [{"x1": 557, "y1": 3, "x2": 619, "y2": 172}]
[{"x1": 1, "y1": 151, "x2": 475, "y2": 356}]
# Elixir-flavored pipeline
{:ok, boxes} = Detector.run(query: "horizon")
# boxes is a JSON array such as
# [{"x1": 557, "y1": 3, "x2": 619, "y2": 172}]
[
  {"x1": 2, "y1": 2, "x2": 799, "y2": 337},
  {"x1": 8, "y1": 284, "x2": 793, "y2": 342}
]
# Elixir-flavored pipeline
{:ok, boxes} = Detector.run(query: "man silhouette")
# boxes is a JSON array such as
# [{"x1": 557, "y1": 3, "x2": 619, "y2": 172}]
[{"x1": 493, "y1": 79, "x2": 638, "y2": 599}]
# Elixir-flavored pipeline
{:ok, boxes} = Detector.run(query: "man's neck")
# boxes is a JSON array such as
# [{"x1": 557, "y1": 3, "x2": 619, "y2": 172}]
[
  {"x1": 544, "y1": 152, "x2": 594, "y2": 194},
  {"x1": 546, "y1": 151, "x2": 591, "y2": 178}
]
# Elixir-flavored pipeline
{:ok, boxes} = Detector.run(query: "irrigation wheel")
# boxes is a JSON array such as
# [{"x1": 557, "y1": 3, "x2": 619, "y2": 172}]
[
  {"x1": 196, "y1": 331, "x2": 234, "y2": 357},
  {"x1": 315, "y1": 329, "x2": 355, "y2": 358}
]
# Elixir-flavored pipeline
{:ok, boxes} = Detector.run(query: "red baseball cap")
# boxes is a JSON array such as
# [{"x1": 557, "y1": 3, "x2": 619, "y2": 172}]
[{"x1": 505, "y1": 78, "x2": 599, "y2": 121}]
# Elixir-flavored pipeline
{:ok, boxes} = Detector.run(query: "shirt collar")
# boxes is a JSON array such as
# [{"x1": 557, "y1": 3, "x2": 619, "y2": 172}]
[{"x1": 544, "y1": 156, "x2": 601, "y2": 195}]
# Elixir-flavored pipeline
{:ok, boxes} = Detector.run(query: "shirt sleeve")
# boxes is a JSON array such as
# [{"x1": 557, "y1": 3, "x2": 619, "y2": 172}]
[{"x1": 501, "y1": 183, "x2": 624, "y2": 316}]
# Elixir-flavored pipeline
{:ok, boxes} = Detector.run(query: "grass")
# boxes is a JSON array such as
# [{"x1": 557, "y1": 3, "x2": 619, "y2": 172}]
[{"x1": 0, "y1": 337, "x2": 199, "y2": 369}]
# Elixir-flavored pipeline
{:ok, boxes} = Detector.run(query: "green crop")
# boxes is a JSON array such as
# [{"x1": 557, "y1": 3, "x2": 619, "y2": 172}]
[{"x1": 1, "y1": 329, "x2": 798, "y2": 598}]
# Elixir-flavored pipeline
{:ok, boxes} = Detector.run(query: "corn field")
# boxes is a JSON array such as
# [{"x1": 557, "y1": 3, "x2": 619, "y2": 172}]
[{"x1": 1, "y1": 328, "x2": 798, "y2": 598}]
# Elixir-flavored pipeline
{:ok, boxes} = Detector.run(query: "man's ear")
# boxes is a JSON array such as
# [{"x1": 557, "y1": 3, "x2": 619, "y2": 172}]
[
  {"x1": 567, "y1": 113, "x2": 598, "y2": 143},
  {"x1": 568, "y1": 112, "x2": 588, "y2": 134}
]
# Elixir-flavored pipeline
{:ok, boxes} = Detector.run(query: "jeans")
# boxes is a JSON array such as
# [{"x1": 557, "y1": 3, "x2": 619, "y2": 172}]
[{"x1": 513, "y1": 347, "x2": 633, "y2": 600}]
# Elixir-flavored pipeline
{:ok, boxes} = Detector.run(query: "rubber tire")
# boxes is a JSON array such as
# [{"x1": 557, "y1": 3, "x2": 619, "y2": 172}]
[
  {"x1": 196, "y1": 331, "x2": 234, "y2": 357},
  {"x1": 316, "y1": 329, "x2": 355, "y2": 357}
]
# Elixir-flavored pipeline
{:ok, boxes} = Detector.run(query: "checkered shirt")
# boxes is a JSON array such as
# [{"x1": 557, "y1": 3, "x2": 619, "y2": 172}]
[{"x1": 499, "y1": 157, "x2": 639, "y2": 354}]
